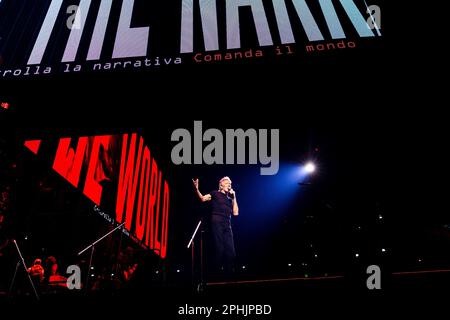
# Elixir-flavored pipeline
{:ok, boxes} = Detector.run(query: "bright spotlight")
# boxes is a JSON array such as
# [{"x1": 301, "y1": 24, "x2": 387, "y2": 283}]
[{"x1": 304, "y1": 162, "x2": 316, "y2": 174}]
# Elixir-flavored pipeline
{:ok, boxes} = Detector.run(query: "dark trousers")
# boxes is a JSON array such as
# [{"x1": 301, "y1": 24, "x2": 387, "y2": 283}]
[{"x1": 210, "y1": 214, "x2": 236, "y2": 275}]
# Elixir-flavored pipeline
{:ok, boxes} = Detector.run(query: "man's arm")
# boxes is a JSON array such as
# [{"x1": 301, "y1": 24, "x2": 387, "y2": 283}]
[
  {"x1": 193, "y1": 179, "x2": 211, "y2": 202},
  {"x1": 229, "y1": 189, "x2": 239, "y2": 216}
]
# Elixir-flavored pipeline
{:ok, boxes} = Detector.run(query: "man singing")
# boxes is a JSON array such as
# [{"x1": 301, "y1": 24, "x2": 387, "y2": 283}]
[{"x1": 193, "y1": 176, "x2": 239, "y2": 278}]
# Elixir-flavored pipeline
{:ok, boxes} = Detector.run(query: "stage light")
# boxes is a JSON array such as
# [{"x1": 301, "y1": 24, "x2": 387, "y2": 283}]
[
  {"x1": 90, "y1": 266, "x2": 94, "y2": 270},
  {"x1": 242, "y1": 265, "x2": 246, "y2": 270},
  {"x1": 304, "y1": 162, "x2": 316, "y2": 174},
  {"x1": 288, "y1": 263, "x2": 292, "y2": 267},
  {"x1": 314, "y1": 254, "x2": 318, "y2": 258},
  {"x1": 381, "y1": 248, "x2": 386, "y2": 253},
  {"x1": 355, "y1": 253, "x2": 359, "y2": 257},
  {"x1": 176, "y1": 269, "x2": 181, "y2": 273},
  {"x1": 0, "y1": 102, "x2": 10, "y2": 110},
  {"x1": 155, "y1": 270, "x2": 159, "y2": 274},
  {"x1": 378, "y1": 215, "x2": 383, "y2": 220},
  {"x1": 298, "y1": 162, "x2": 317, "y2": 182}
]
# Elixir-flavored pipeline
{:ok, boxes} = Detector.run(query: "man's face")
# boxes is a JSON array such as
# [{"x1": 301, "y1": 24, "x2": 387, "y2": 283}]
[{"x1": 220, "y1": 179, "x2": 232, "y2": 191}]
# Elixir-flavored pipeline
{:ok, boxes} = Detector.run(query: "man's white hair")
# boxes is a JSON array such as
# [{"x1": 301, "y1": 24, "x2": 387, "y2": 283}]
[
  {"x1": 219, "y1": 176, "x2": 231, "y2": 184},
  {"x1": 218, "y1": 176, "x2": 231, "y2": 190}
]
